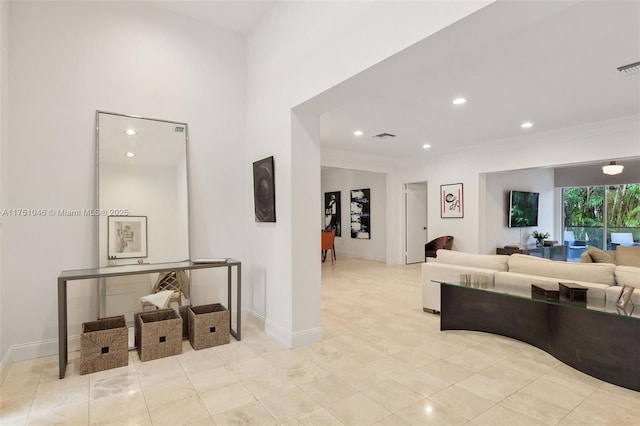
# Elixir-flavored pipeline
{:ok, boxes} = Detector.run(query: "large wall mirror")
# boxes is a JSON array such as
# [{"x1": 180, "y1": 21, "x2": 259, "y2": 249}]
[{"x1": 96, "y1": 111, "x2": 190, "y2": 327}]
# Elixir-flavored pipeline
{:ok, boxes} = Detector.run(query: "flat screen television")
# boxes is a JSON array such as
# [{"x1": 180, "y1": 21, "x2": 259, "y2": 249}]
[{"x1": 508, "y1": 190, "x2": 539, "y2": 227}]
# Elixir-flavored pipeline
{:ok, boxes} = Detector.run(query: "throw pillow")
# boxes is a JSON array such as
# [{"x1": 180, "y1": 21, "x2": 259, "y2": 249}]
[
  {"x1": 587, "y1": 246, "x2": 615, "y2": 264},
  {"x1": 615, "y1": 246, "x2": 640, "y2": 268}
]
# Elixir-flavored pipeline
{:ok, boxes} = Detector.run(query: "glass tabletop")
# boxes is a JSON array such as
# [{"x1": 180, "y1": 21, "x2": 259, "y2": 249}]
[
  {"x1": 432, "y1": 279, "x2": 639, "y2": 321},
  {"x1": 59, "y1": 259, "x2": 240, "y2": 280}
]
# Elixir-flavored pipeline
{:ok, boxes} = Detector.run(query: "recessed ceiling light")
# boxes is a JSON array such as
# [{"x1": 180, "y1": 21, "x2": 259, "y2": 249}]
[
  {"x1": 353, "y1": 130, "x2": 364, "y2": 136},
  {"x1": 422, "y1": 143, "x2": 431, "y2": 149},
  {"x1": 521, "y1": 121, "x2": 533, "y2": 128},
  {"x1": 452, "y1": 97, "x2": 467, "y2": 105},
  {"x1": 125, "y1": 152, "x2": 136, "y2": 158},
  {"x1": 125, "y1": 129, "x2": 136, "y2": 136}
]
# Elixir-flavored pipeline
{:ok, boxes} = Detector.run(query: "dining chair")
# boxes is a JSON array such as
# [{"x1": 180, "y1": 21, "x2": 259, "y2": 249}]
[{"x1": 321, "y1": 230, "x2": 336, "y2": 265}]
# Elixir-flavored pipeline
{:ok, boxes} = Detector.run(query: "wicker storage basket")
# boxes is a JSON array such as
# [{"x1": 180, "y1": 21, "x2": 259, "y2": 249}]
[
  {"x1": 136, "y1": 309, "x2": 183, "y2": 361},
  {"x1": 80, "y1": 315, "x2": 128, "y2": 375},
  {"x1": 188, "y1": 303, "x2": 230, "y2": 350}
]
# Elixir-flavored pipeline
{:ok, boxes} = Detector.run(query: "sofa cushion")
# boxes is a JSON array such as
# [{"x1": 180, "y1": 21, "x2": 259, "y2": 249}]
[
  {"x1": 615, "y1": 246, "x2": 640, "y2": 268},
  {"x1": 434, "y1": 250, "x2": 510, "y2": 271},
  {"x1": 507, "y1": 254, "x2": 616, "y2": 286},
  {"x1": 614, "y1": 265, "x2": 640, "y2": 288},
  {"x1": 495, "y1": 272, "x2": 609, "y2": 300},
  {"x1": 586, "y1": 246, "x2": 615, "y2": 264}
]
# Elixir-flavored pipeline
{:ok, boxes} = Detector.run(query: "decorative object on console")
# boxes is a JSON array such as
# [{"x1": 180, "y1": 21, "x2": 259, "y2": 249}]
[
  {"x1": 531, "y1": 230, "x2": 550, "y2": 247},
  {"x1": 559, "y1": 282, "x2": 588, "y2": 303},
  {"x1": 531, "y1": 283, "x2": 560, "y2": 301},
  {"x1": 252, "y1": 156, "x2": 276, "y2": 222},
  {"x1": 107, "y1": 215, "x2": 147, "y2": 259},
  {"x1": 616, "y1": 285, "x2": 635, "y2": 309},
  {"x1": 350, "y1": 188, "x2": 371, "y2": 239},
  {"x1": 324, "y1": 191, "x2": 341, "y2": 236},
  {"x1": 441, "y1": 183, "x2": 463, "y2": 218}
]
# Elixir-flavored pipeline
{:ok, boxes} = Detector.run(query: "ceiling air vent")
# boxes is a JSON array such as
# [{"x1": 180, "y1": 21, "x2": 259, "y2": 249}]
[
  {"x1": 617, "y1": 61, "x2": 640, "y2": 75},
  {"x1": 372, "y1": 132, "x2": 396, "y2": 139}
]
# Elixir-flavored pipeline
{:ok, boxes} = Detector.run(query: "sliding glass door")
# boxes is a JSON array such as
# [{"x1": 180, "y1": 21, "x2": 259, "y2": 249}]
[{"x1": 562, "y1": 184, "x2": 640, "y2": 252}]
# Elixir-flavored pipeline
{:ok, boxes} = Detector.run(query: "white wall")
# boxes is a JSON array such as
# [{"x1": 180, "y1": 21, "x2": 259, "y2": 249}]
[
  {"x1": 484, "y1": 168, "x2": 555, "y2": 253},
  {"x1": 394, "y1": 116, "x2": 640, "y2": 257},
  {"x1": 246, "y1": 0, "x2": 493, "y2": 347},
  {"x1": 0, "y1": 0, "x2": 7, "y2": 359},
  {"x1": 321, "y1": 168, "x2": 387, "y2": 262},
  {"x1": 1, "y1": 1, "x2": 246, "y2": 363}
]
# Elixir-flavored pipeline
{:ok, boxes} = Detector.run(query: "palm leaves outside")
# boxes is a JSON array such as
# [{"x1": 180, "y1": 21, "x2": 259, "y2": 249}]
[{"x1": 563, "y1": 184, "x2": 640, "y2": 248}]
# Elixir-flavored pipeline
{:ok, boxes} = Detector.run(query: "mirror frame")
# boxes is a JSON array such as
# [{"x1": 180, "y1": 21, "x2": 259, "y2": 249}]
[{"x1": 95, "y1": 110, "x2": 192, "y2": 265}]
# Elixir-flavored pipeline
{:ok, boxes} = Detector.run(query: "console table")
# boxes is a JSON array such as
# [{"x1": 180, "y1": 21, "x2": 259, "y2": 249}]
[
  {"x1": 58, "y1": 260, "x2": 241, "y2": 379},
  {"x1": 497, "y1": 244, "x2": 566, "y2": 261},
  {"x1": 437, "y1": 280, "x2": 639, "y2": 391}
]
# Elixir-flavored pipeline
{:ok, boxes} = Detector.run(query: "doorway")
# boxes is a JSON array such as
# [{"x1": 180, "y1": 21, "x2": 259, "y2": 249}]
[{"x1": 405, "y1": 182, "x2": 428, "y2": 264}]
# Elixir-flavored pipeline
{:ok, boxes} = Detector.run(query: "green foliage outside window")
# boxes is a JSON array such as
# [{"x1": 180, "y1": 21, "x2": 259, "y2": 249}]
[{"x1": 563, "y1": 184, "x2": 640, "y2": 248}]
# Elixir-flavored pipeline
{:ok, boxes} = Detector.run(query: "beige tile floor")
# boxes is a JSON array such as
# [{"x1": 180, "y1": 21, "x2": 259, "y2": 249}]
[{"x1": 1, "y1": 257, "x2": 639, "y2": 425}]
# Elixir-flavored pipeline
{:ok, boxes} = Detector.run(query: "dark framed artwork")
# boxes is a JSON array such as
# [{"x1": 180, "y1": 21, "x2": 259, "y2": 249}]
[
  {"x1": 350, "y1": 188, "x2": 371, "y2": 239},
  {"x1": 108, "y1": 215, "x2": 147, "y2": 259},
  {"x1": 441, "y1": 183, "x2": 464, "y2": 218},
  {"x1": 253, "y1": 156, "x2": 276, "y2": 222},
  {"x1": 324, "y1": 191, "x2": 341, "y2": 236}
]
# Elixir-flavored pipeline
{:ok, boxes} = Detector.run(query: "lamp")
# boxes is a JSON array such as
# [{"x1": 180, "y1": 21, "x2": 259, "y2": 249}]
[{"x1": 602, "y1": 161, "x2": 624, "y2": 175}]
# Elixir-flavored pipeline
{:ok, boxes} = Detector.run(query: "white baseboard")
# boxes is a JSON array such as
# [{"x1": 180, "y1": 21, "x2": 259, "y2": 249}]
[
  {"x1": 246, "y1": 309, "x2": 322, "y2": 349},
  {"x1": 292, "y1": 326, "x2": 323, "y2": 347},
  {"x1": 245, "y1": 309, "x2": 266, "y2": 329},
  {"x1": 1, "y1": 335, "x2": 80, "y2": 367},
  {"x1": 334, "y1": 252, "x2": 386, "y2": 263}
]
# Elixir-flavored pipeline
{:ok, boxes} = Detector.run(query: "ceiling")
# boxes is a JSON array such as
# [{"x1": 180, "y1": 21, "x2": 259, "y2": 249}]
[
  {"x1": 142, "y1": 1, "x2": 639, "y2": 162},
  {"x1": 314, "y1": 0, "x2": 640, "y2": 160},
  {"x1": 145, "y1": 0, "x2": 276, "y2": 34}
]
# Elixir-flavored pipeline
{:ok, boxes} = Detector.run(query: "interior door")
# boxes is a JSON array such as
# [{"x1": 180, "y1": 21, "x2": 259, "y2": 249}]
[{"x1": 406, "y1": 182, "x2": 428, "y2": 263}]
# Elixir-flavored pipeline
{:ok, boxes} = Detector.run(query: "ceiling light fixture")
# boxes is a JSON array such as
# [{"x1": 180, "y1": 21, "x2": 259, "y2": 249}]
[
  {"x1": 422, "y1": 143, "x2": 431, "y2": 149},
  {"x1": 125, "y1": 129, "x2": 136, "y2": 136},
  {"x1": 125, "y1": 152, "x2": 136, "y2": 158},
  {"x1": 452, "y1": 97, "x2": 466, "y2": 105},
  {"x1": 353, "y1": 130, "x2": 363, "y2": 136},
  {"x1": 521, "y1": 121, "x2": 533, "y2": 129},
  {"x1": 602, "y1": 161, "x2": 623, "y2": 175}
]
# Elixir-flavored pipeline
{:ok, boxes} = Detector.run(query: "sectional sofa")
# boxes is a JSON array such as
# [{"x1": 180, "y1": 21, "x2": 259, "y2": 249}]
[{"x1": 422, "y1": 249, "x2": 640, "y2": 313}]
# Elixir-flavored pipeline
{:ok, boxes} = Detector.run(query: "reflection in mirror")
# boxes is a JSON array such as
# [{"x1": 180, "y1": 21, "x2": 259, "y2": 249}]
[{"x1": 96, "y1": 111, "x2": 190, "y2": 333}]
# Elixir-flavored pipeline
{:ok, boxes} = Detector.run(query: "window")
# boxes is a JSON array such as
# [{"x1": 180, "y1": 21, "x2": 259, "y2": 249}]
[{"x1": 562, "y1": 184, "x2": 640, "y2": 252}]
